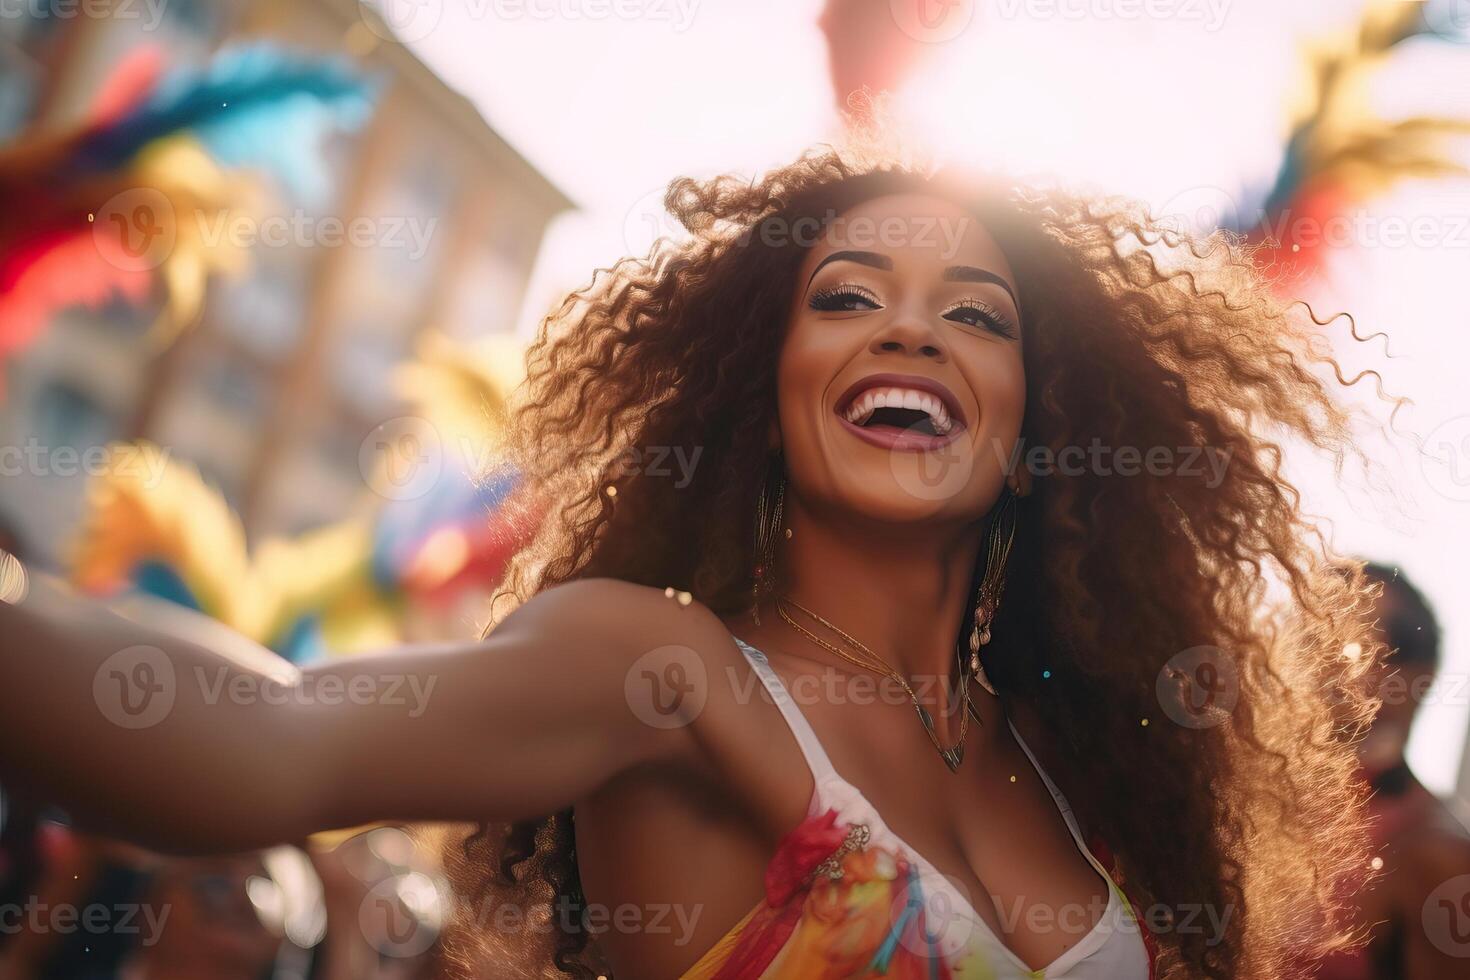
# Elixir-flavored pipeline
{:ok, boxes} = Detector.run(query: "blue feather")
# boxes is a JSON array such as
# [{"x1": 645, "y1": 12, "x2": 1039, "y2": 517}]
[{"x1": 72, "y1": 42, "x2": 378, "y2": 205}]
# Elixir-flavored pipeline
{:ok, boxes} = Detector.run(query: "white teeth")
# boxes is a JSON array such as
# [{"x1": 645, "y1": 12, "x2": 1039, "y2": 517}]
[{"x1": 840, "y1": 385, "x2": 959, "y2": 433}]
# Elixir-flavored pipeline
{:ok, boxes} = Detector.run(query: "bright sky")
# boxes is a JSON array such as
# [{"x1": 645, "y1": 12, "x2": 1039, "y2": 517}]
[{"x1": 395, "y1": 0, "x2": 1470, "y2": 795}]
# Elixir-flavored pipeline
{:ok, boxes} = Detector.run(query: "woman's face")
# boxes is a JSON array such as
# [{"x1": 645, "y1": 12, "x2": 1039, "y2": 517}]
[{"x1": 777, "y1": 192, "x2": 1026, "y2": 528}]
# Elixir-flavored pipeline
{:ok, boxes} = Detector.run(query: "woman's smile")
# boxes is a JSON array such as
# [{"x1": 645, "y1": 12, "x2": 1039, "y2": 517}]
[{"x1": 834, "y1": 372, "x2": 968, "y2": 453}]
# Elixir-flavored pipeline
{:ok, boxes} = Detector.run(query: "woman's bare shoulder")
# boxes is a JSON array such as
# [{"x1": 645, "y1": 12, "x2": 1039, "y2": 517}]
[{"x1": 500, "y1": 578, "x2": 746, "y2": 678}]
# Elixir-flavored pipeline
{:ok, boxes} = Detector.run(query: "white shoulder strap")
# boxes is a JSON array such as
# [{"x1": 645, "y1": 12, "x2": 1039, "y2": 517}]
[{"x1": 731, "y1": 637, "x2": 840, "y2": 783}]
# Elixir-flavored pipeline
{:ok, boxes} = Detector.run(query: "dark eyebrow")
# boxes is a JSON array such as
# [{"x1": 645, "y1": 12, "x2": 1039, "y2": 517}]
[
  {"x1": 805, "y1": 250, "x2": 893, "y2": 291},
  {"x1": 944, "y1": 266, "x2": 1019, "y2": 307}
]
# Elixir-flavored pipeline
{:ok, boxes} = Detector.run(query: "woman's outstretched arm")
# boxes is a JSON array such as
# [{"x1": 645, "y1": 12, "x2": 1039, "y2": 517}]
[{"x1": 0, "y1": 576, "x2": 712, "y2": 853}]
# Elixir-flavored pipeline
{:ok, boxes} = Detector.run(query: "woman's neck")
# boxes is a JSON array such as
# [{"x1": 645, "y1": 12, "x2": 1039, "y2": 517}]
[{"x1": 769, "y1": 491, "x2": 997, "y2": 730}]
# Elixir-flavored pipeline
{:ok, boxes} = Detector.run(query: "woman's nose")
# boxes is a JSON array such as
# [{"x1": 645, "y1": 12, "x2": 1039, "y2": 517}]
[{"x1": 868, "y1": 314, "x2": 948, "y2": 362}]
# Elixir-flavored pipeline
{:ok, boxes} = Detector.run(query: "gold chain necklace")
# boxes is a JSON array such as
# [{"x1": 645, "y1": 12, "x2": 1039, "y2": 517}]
[{"x1": 775, "y1": 595, "x2": 980, "y2": 773}]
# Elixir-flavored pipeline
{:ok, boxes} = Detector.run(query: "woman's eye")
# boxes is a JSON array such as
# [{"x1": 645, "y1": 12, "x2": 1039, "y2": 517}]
[
  {"x1": 809, "y1": 286, "x2": 881, "y2": 313},
  {"x1": 943, "y1": 302, "x2": 1017, "y2": 339}
]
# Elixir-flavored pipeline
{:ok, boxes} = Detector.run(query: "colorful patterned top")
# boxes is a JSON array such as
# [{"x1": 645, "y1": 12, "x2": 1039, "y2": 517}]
[{"x1": 681, "y1": 639, "x2": 1156, "y2": 980}]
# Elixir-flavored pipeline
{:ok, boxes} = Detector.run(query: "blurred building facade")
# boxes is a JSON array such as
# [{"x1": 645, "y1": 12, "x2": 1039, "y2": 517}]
[{"x1": 0, "y1": 0, "x2": 571, "y2": 561}]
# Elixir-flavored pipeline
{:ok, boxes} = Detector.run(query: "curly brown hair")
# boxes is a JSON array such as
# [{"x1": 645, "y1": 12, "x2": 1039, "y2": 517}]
[{"x1": 441, "y1": 140, "x2": 1386, "y2": 979}]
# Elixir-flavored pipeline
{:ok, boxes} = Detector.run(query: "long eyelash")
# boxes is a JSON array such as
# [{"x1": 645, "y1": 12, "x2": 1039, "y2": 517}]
[
  {"x1": 808, "y1": 282, "x2": 881, "y2": 310},
  {"x1": 943, "y1": 299, "x2": 1018, "y2": 339}
]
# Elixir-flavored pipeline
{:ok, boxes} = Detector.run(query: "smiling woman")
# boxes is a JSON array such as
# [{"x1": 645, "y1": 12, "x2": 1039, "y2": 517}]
[
  {"x1": 0, "y1": 138, "x2": 1386, "y2": 980},
  {"x1": 460, "y1": 143, "x2": 1385, "y2": 979}
]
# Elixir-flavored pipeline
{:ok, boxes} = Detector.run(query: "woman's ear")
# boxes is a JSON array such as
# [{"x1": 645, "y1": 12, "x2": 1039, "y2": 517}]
[{"x1": 1006, "y1": 452, "x2": 1033, "y2": 498}]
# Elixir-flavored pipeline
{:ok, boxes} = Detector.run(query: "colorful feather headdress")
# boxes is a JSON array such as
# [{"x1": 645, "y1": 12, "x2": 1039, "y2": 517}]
[
  {"x1": 1231, "y1": 0, "x2": 1470, "y2": 282},
  {"x1": 0, "y1": 43, "x2": 377, "y2": 387},
  {"x1": 68, "y1": 333, "x2": 536, "y2": 661}
]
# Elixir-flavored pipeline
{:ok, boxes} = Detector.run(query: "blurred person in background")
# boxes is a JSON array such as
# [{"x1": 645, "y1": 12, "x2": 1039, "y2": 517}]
[
  {"x1": 1318, "y1": 562, "x2": 1470, "y2": 980},
  {"x1": 0, "y1": 144, "x2": 1392, "y2": 979},
  {"x1": 114, "y1": 853, "x2": 285, "y2": 980}
]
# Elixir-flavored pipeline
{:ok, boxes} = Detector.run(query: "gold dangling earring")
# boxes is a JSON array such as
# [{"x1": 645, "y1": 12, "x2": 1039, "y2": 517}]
[
  {"x1": 751, "y1": 464, "x2": 786, "y2": 625},
  {"x1": 968, "y1": 482, "x2": 1019, "y2": 696}
]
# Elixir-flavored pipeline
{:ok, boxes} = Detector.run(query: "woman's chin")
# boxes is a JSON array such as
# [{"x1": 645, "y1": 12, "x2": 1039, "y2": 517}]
[{"x1": 821, "y1": 483, "x2": 973, "y2": 529}]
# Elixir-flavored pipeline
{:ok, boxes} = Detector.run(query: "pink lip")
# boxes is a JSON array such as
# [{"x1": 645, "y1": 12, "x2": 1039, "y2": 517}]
[
  {"x1": 837, "y1": 415, "x2": 964, "y2": 453},
  {"x1": 832, "y1": 372, "x2": 970, "y2": 453}
]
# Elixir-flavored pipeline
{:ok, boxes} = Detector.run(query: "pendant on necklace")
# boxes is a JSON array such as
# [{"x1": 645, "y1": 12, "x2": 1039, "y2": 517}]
[{"x1": 915, "y1": 704, "x2": 966, "y2": 772}]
